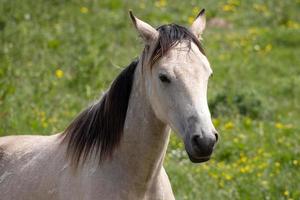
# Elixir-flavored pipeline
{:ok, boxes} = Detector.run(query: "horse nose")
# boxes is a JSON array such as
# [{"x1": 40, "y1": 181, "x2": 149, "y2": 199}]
[
  {"x1": 214, "y1": 131, "x2": 219, "y2": 143},
  {"x1": 191, "y1": 133, "x2": 217, "y2": 156}
]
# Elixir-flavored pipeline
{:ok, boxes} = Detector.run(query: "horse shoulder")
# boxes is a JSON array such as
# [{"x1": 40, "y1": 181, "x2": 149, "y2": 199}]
[{"x1": 0, "y1": 134, "x2": 64, "y2": 200}]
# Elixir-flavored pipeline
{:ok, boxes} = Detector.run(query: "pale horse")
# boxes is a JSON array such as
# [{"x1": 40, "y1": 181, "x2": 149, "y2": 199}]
[{"x1": 0, "y1": 9, "x2": 219, "y2": 200}]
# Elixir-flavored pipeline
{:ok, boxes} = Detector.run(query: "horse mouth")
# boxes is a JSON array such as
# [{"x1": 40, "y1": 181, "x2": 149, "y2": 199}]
[{"x1": 187, "y1": 153, "x2": 211, "y2": 163}]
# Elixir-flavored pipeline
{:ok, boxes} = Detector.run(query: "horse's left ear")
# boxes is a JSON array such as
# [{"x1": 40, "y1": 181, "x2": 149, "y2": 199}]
[
  {"x1": 190, "y1": 8, "x2": 206, "y2": 39},
  {"x1": 129, "y1": 10, "x2": 159, "y2": 44}
]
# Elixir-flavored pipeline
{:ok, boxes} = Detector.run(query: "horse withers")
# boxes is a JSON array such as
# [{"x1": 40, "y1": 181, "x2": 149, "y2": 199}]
[{"x1": 0, "y1": 9, "x2": 218, "y2": 200}]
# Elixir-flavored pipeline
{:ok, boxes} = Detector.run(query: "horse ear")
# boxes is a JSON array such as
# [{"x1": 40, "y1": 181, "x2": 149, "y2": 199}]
[
  {"x1": 129, "y1": 10, "x2": 159, "y2": 44},
  {"x1": 190, "y1": 8, "x2": 206, "y2": 39}
]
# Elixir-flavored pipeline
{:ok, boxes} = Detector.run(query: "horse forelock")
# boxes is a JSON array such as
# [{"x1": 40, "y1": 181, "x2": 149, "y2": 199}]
[
  {"x1": 149, "y1": 24, "x2": 205, "y2": 67},
  {"x1": 62, "y1": 59, "x2": 138, "y2": 167}
]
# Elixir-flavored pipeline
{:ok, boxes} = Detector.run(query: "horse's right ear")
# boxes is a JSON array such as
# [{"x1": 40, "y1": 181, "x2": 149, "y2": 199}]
[{"x1": 129, "y1": 10, "x2": 159, "y2": 45}]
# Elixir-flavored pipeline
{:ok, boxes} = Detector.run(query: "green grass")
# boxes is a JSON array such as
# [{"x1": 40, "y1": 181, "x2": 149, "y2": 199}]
[{"x1": 1, "y1": 0, "x2": 299, "y2": 199}]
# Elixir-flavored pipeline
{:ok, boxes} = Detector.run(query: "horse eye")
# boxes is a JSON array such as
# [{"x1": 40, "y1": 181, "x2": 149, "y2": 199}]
[{"x1": 159, "y1": 74, "x2": 171, "y2": 83}]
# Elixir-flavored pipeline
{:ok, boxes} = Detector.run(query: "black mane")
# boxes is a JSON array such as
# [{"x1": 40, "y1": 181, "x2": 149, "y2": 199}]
[{"x1": 62, "y1": 60, "x2": 138, "y2": 166}]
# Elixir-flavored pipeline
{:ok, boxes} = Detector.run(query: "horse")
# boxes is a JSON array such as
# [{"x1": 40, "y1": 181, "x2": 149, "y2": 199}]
[{"x1": 0, "y1": 9, "x2": 218, "y2": 200}]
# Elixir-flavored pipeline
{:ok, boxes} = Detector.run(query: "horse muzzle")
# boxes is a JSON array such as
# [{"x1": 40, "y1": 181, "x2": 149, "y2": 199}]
[{"x1": 184, "y1": 131, "x2": 218, "y2": 163}]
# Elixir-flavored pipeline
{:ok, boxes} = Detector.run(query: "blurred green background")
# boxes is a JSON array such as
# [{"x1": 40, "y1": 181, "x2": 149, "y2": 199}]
[{"x1": 0, "y1": 0, "x2": 299, "y2": 199}]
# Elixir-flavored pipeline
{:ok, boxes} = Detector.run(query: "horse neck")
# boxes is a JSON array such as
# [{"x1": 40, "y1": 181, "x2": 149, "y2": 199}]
[{"x1": 114, "y1": 60, "x2": 170, "y2": 188}]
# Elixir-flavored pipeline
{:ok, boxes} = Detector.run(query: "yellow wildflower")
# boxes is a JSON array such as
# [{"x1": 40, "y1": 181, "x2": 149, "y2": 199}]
[
  {"x1": 209, "y1": 172, "x2": 218, "y2": 179},
  {"x1": 39, "y1": 111, "x2": 46, "y2": 118},
  {"x1": 155, "y1": 0, "x2": 166, "y2": 8},
  {"x1": 240, "y1": 155, "x2": 247, "y2": 163},
  {"x1": 42, "y1": 122, "x2": 48, "y2": 128},
  {"x1": 192, "y1": 7, "x2": 200, "y2": 15},
  {"x1": 275, "y1": 122, "x2": 284, "y2": 129},
  {"x1": 222, "y1": 4, "x2": 235, "y2": 12},
  {"x1": 247, "y1": 27, "x2": 260, "y2": 36},
  {"x1": 80, "y1": 6, "x2": 89, "y2": 14},
  {"x1": 278, "y1": 137, "x2": 284, "y2": 143},
  {"x1": 240, "y1": 167, "x2": 246, "y2": 173},
  {"x1": 55, "y1": 69, "x2": 64, "y2": 78},
  {"x1": 253, "y1": 4, "x2": 268, "y2": 13},
  {"x1": 49, "y1": 117, "x2": 58, "y2": 124},
  {"x1": 219, "y1": 54, "x2": 226, "y2": 61},
  {"x1": 217, "y1": 162, "x2": 225, "y2": 168},
  {"x1": 233, "y1": 137, "x2": 239, "y2": 143},
  {"x1": 245, "y1": 165, "x2": 251, "y2": 172},
  {"x1": 202, "y1": 164, "x2": 209, "y2": 170},
  {"x1": 39, "y1": 111, "x2": 48, "y2": 128},
  {"x1": 257, "y1": 148, "x2": 264, "y2": 155},
  {"x1": 222, "y1": 0, "x2": 240, "y2": 12},
  {"x1": 275, "y1": 162, "x2": 280, "y2": 168},
  {"x1": 258, "y1": 162, "x2": 267, "y2": 169},
  {"x1": 228, "y1": 0, "x2": 240, "y2": 6},
  {"x1": 264, "y1": 44, "x2": 272, "y2": 53},
  {"x1": 284, "y1": 190, "x2": 289, "y2": 196},
  {"x1": 188, "y1": 16, "x2": 194, "y2": 25},
  {"x1": 271, "y1": 123, "x2": 288, "y2": 129},
  {"x1": 286, "y1": 20, "x2": 300, "y2": 29},
  {"x1": 224, "y1": 122, "x2": 234, "y2": 130},
  {"x1": 212, "y1": 118, "x2": 220, "y2": 128},
  {"x1": 293, "y1": 160, "x2": 298, "y2": 165},
  {"x1": 240, "y1": 165, "x2": 251, "y2": 173},
  {"x1": 244, "y1": 117, "x2": 252, "y2": 126},
  {"x1": 224, "y1": 174, "x2": 232, "y2": 181},
  {"x1": 219, "y1": 180, "x2": 224, "y2": 188}
]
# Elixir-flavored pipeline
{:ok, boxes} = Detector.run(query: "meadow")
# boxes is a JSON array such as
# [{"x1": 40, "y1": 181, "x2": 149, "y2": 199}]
[{"x1": 0, "y1": 0, "x2": 299, "y2": 199}]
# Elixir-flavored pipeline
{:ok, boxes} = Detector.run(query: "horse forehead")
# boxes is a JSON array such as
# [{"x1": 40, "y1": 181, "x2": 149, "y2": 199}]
[{"x1": 161, "y1": 43, "x2": 212, "y2": 75}]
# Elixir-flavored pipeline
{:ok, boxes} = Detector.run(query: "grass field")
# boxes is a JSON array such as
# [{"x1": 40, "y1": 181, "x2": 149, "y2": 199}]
[{"x1": 1, "y1": 0, "x2": 300, "y2": 199}]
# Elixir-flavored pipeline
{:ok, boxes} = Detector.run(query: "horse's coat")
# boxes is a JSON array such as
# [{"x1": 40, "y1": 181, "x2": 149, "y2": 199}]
[{"x1": 0, "y1": 9, "x2": 218, "y2": 200}]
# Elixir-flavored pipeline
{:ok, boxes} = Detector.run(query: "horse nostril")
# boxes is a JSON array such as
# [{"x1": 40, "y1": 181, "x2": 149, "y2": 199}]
[
  {"x1": 191, "y1": 135, "x2": 214, "y2": 156},
  {"x1": 192, "y1": 135, "x2": 200, "y2": 147},
  {"x1": 214, "y1": 133, "x2": 219, "y2": 142}
]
